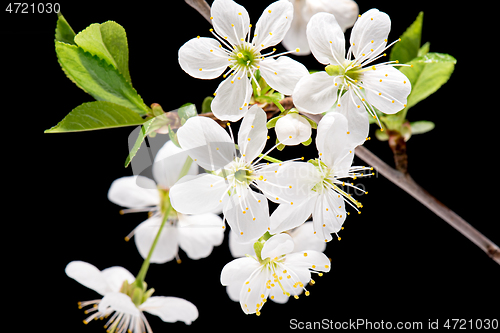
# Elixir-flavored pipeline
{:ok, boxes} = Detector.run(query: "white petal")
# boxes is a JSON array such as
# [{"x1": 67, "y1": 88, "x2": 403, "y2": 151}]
[
  {"x1": 253, "y1": 0, "x2": 294, "y2": 50},
  {"x1": 178, "y1": 37, "x2": 229, "y2": 79},
  {"x1": 293, "y1": 71, "x2": 340, "y2": 114},
  {"x1": 350, "y1": 8, "x2": 390, "y2": 59},
  {"x1": 211, "y1": 70, "x2": 253, "y2": 122},
  {"x1": 98, "y1": 292, "x2": 140, "y2": 317},
  {"x1": 289, "y1": 221, "x2": 327, "y2": 253},
  {"x1": 362, "y1": 65, "x2": 411, "y2": 114},
  {"x1": 316, "y1": 112, "x2": 353, "y2": 170},
  {"x1": 269, "y1": 285, "x2": 290, "y2": 304},
  {"x1": 270, "y1": 195, "x2": 316, "y2": 234},
  {"x1": 141, "y1": 296, "x2": 198, "y2": 325},
  {"x1": 220, "y1": 257, "x2": 260, "y2": 286},
  {"x1": 260, "y1": 161, "x2": 319, "y2": 203},
  {"x1": 176, "y1": 116, "x2": 234, "y2": 171},
  {"x1": 312, "y1": 191, "x2": 346, "y2": 242},
  {"x1": 286, "y1": 250, "x2": 332, "y2": 272},
  {"x1": 100, "y1": 266, "x2": 136, "y2": 293},
  {"x1": 65, "y1": 261, "x2": 109, "y2": 296},
  {"x1": 281, "y1": 7, "x2": 310, "y2": 55},
  {"x1": 211, "y1": 0, "x2": 250, "y2": 46},
  {"x1": 223, "y1": 191, "x2": 270, "y2": 243},
  {"x1": 228, "y1": 229, "x2": 255, "y2": 257},
  {"x1": 261, "y1": 233, "x2": 294, "y2": 260},
  {"x1": 152, "y1": 140, "x2": 199, "y2": 189},
  {"x1": 107, "y1": 176, "x2": 159, "y2": 208},
  {"x1": 259, "y1": 56, "x2": 309, "y2": 95},
  {"x1": 306, "y1": 12, "x2": 345, "y2": 65},
  {"x1": 239, "y1": 267, "x2": 271, "y2": 314},
  {"x1": 170, "y1": 174, "x2": 227, "y2": 215},
  {"x1": 335, "y1": 89, "x2": 369, "y2": 147},
  {"x1": 237, "y1": 105, "x2": 267, "y2": 163},
  {"x1": 177, "y1": 213, "x2": 224, "y2": 259},
  {"x1": 306, "y1": 0, "x2": 359, "y2": 32},
  {"x1": 275, "y1": 112, "x2": 312, "y2": 145},
  {"x1": 134, "y1": 216, "x2": 178, "y2": 264}
]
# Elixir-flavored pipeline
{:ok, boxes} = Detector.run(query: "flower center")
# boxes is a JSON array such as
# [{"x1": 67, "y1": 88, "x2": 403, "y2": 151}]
[
  {"x1": 325, "y1": 63, "x2": 364, "y2": 82},
  {"x1": 231, "y1": 42, "x2": 261, "y2": 70}
]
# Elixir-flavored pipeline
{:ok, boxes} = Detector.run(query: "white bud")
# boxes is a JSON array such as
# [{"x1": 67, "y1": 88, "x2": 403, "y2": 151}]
[{"x1": 275, "y1": 113, "x2": 312, "y2": 146}]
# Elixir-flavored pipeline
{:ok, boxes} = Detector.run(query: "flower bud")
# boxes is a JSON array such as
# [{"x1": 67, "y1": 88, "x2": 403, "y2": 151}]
[{"x1": 275, "y1": 113, "x2": 312, "y2": 146}]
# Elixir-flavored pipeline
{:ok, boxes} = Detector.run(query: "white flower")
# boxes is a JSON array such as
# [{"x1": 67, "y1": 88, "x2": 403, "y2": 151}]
[
  {"x1": 170, "y1": 105, "x2": 297, "y2": 243},
  {"x1": 178, "y1": 0, "x2": 308, "y2": 122},
  {"x1": 268, "y1": 113, "x2": 373, "y2": 242},
  {"x1": 220, "y1": 233, "x2": 331, "y2": 315},
  {"x1": 65, "y1": 261, "x2": 198, "y2": 330},
  {"x1": 293, "y1": 9, "x2": 412, "y2": 146},
  {"x1": 275, "y1": 112, "x2": 312, "y2": 145},
  {"x1": 229, "y1": 221, "x2": 326, "y2": 260},
  {"x1": 282, "y1": 0, "x2": 359, "y2": 55},
  {"x1": 108, "y1": 140, "x2": 224, "y2": 263}
]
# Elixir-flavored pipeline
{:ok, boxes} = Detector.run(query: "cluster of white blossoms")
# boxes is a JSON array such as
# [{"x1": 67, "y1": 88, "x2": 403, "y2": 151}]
[
  {"x1": 67, "y1": 0, "x2": 412, "y2": 326},
  {"x1": 173, "y1": 0, "x2": 411, "y2": 315}
]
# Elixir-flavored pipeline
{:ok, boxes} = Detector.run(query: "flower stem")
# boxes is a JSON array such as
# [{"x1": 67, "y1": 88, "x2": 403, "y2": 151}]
[
  {"x1": 134, "y1": 203, "x2": 171, "y2": 288},
  {"x1": 134, "y1": 156, "x2": 194, "y2": 288}
]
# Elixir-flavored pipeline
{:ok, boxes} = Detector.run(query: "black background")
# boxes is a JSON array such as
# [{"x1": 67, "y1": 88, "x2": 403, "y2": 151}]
[{"x1": 3, "y1": 0, "x2": 499, "y2": 331}]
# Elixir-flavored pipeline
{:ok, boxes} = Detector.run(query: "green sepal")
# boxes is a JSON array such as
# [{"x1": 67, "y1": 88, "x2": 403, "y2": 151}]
[
  {"x1": 275, "y1": 138, "x2": 285, "y2": 151},
  {"x1": 131, "y1": 287, "x2": 143, "y2": 307},
  {"x1": 375, "y1": 129, "x2": 389, "y2": 141},
  {"x1": 410, "y1": 120, "x2": 435, "y2": 135},
  {"x1": 301, "y1": 137, "x2": 312, "y2": 146},
  {"x1": 303, "y1": 115, "x2": 318, "y2": 129},
  {"x1": 142, "y1": 288, "x2": 155, "y2": 304},
  {"x1": 253, "y1": 241, "x2": 264, "y2": 262},
  {"x1": 45, "y1": 101, "x2": 145, "y2": 133},
  {"x1": 151, "y1": 103, "x2": 164, "y2": 117},
  {"x1": 201, "y1": 96, "x2": 213, "y2": 114},
  {"x1": 266, "y1": 115, "x2": 283, "y2": 129}
]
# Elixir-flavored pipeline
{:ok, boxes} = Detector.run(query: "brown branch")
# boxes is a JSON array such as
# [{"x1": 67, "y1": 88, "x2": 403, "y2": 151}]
[
  {"x1": 355, "y1": 145, "x2": 500, "y2": 264},
  {"x1": 184, "y1": 0, "x2": 212, "y2": 23}
]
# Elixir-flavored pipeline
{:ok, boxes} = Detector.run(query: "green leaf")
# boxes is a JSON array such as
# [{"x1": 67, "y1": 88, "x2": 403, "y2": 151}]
[
  {"x1": 55, "y1": 41, "x2": 149, "y2": 115},
  {"x1": 418, "y1": 41, "x2": 430, "y2": 57},
  {"x1": 55, "y1": 12, "x2": 76, "y2": 45},
  {"x1": 74, "y1": 21, "x2": 131, "y2": 82},
  {"x1": 390, "y1": 12, "x2": 423, "y2": 64},
  {"x1": 410, "y1": 120, "x2": 435, "y2": 135},
  {"x1": 399, "y1": 52, "x2": 456, "y2": 110},
  {"x1": 201, "y1": 96, "x2": 213, "y2": 114},
  {"x1": 124, "y1": 117, "x2": 157, "y2": 167},
  {"x1": 178, "y1": 103, "x2": 197, "y2": 125},
  {"x1": 44, "y1": 101, "x2": 145, "y2": 133}
]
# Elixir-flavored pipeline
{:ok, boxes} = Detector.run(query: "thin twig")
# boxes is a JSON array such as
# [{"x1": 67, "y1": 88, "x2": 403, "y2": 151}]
[
  {"x1": 355, "y1": 145, "x2": 500, "y2": 264},
  {"x1": 184, "y1": 0, "x2": 212, "y2": 23}
]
